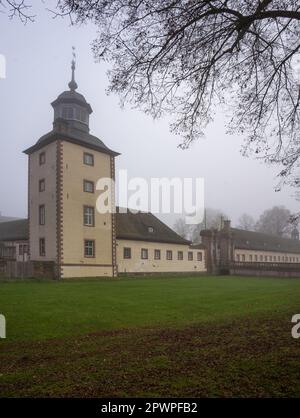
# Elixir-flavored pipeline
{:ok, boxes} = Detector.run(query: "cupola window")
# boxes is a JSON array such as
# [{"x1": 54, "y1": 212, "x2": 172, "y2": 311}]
[{"x1": 62, "y1": 106, "x2": 74, "y2": 119}]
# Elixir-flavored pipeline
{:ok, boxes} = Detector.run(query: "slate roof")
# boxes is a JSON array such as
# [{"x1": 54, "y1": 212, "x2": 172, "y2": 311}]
[
  {"x1": 231, "y1": 228, "x2": 300, "y2": 254},
  {"x1": 0, "y1": 211, "x2": 190, "y2": 246},
  {"x1": 116, "y1": 209, "x2": 191, "y2": 245},
  {"x1": 0, "y1": 216, "x2": 19, "y2": 223},
  {"x1": 23, "y1": 127, "x2": 119, "y2": 156},
  {"x1": 190, "y1": 243, "x2": 206, "y2": 250},
  {"x1": 0, "y1": 219, "x2": 29, "y2": 242}
]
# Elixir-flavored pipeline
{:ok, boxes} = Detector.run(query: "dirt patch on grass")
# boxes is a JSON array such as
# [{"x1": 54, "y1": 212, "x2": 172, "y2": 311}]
[{"x1": 0, "y1": 315, "x2": 299, "y2": 397}]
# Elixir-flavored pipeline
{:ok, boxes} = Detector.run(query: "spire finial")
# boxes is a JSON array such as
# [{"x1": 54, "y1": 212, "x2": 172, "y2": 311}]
[{"x1": 68, "y1": 46, "x2": 78, "y2": 91}]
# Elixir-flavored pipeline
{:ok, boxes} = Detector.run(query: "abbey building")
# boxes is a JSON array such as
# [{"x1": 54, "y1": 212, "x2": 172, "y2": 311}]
[
  {"x1": 0, "y1": 63, "x2": 205, "y2": 278},
  {"x1": 0, "y1": 63, "x2": 300, "y2": 279}
]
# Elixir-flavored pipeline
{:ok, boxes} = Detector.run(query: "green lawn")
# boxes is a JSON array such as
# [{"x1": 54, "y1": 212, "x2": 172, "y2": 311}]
[{"x1": 0, "y1": 275, "x2": 300, "y2": 397}]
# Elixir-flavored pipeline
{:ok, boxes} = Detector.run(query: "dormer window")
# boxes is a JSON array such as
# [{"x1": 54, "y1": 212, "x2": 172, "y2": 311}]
[{"x1": 148, "y1": 226, "x2": 154, "y2": 233}]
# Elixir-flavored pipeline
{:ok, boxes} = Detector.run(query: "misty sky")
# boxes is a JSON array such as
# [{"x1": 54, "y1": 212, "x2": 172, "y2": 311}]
[{"x1": 0, "y1": 1, "x2": 299, "y2": 228}]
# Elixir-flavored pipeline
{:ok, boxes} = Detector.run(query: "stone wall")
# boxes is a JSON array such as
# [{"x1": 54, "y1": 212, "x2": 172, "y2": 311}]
[{"x1": 0, "y1": 260, "x2": 56, "y2": 279}]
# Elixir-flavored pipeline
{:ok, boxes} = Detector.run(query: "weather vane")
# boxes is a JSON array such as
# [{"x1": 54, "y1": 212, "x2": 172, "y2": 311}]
[{"x1": 69, "y1": 46, "x2": 78, "y2": 91}]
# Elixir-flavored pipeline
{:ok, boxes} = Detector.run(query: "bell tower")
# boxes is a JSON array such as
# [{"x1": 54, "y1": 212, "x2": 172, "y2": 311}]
[{"x1": 24, "y1": 52, "x2": 119, "y2": 279}]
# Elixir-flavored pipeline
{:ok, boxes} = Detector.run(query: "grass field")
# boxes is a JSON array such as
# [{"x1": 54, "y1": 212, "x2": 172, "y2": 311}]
[{"x1": 0, "y1": 275, "x2": 300, "y2": 397}]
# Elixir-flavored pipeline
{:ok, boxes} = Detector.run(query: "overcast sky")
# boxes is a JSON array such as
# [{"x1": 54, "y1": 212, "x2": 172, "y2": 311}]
[{"x1": 0, "y1": 1, "x2": 299, "y2": 228}]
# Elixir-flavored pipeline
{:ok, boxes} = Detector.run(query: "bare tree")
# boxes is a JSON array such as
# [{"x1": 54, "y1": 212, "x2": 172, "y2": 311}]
[
  {"x1": 173, "y1": 217, "x2": 191, "y2": 239},
  {"x1": 190, "y1": 208, "x2": 228, "y2": 243},
  {"x1": 237, "y1": 213, "x2": 256, "y2": 231},
  {"x1": 0, "y1": 0, "x2": 35, "y2": 22},
  {"x1": 53, "y1": 0, "x2": 300, "y2": 190},
  {"x1": 3, "y1": 1, "x2": 300, "y2": 198},
  {"x1": 255, "y1": 205, "x2": 293, "y2": 237}
]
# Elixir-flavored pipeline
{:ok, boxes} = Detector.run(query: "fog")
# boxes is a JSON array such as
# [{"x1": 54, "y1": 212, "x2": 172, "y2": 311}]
[{"x1": 0, "y1": 3, "x2": 298, "y2": 228}]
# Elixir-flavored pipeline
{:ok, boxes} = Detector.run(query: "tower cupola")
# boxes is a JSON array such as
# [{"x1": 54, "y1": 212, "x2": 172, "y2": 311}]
[{"x1": 51, "y1": 50, "x2": 92, "y2": 133}]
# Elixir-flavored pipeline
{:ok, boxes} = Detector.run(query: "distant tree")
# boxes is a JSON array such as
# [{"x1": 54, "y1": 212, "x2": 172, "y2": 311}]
[
  {"x1": 190, "y1": 208, "x2": 228, "y2": 243},
  {"x1": 237, "y1": 214, "x2": 256, "y2": 231},
  {"x1": 255, "y1": 205, "x2": 293, "y2": 237},
  {"x1": 173, "y1": 218, "x2": 190, "y2": 240}
]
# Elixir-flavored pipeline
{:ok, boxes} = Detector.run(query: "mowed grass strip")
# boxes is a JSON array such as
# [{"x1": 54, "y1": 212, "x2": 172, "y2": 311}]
[
  {"x1": 0, "y1": 316, "x2": 299, "y2": 397},
  {"x1": 0, "y1": 275, "x2": 300, "y2": 341}
]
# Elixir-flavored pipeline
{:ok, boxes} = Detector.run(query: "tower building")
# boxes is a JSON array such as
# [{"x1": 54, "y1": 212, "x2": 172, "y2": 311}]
[{"x1": 24, "y1": 60, "x2": 119, "y2": 278}]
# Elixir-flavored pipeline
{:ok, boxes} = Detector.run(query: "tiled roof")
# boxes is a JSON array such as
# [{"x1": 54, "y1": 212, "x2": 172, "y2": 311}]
[
  {"x1": 231, "y1": 228, "x2": 300, "y2": 254},
  {"x1": 0, "y1": 219, "x2": 29, "y2": 242},
  {"x1": 116, "y1": 208, "x2": 191, "y2": 245},
  {"x1": 23, "y1": 127, "x2": 119, "y2": 156},
  {"x1": 0, "y1": 211, "x2": 190, "y2": 246}
]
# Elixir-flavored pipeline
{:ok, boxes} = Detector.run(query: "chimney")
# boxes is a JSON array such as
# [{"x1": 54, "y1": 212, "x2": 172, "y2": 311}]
[
  {"x1": 223, "y1": 219, "x2": 231, "y2": 232},
  {"x1": 291, "y1": 227, "x2": 299, "y2": 240}
]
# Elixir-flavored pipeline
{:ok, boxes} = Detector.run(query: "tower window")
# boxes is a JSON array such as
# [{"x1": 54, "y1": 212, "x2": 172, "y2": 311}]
[
  {"x1": 39, "y1": 179, "x2": 45, "y2": 192},
  {"x1": 83, "y1": 206, "x2": 95, "y2": 227},
  {"x1": 83, "y1": 152, "x2": 94, "y2": 166},
  {"x1": 39, "y1": 238, "x2": 46, "y2": 257},
  {"x1": 84, "y1": 240, "x2": 95, "y2": 258},
  {"x1": 83, "y1": 180, "x2": 94, "y2": 193},
  {"x1": 39, "y1": 152, "x2": 46, "y2": 165},
  {"x1": 39, "y1": 205, "x2": 45, "y2": 225}
]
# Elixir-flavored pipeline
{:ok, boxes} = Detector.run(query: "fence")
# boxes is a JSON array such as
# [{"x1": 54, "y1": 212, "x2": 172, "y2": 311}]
[
  {"x1": 229, "y1": 261, "x2": 300, "y2": 277},
  {"x1": 0, "y1": 259, "x2": 56, "y2": 279}
]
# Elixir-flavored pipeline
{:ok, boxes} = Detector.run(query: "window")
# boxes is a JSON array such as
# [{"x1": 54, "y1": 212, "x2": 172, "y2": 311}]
[
  {"x1": 249, "y1": 255, "x2": 253, "y2": 262},
  {"x1": 241, "y1": 254, "x2": 245, "y2": 262},
  {"x1": 83, "y1": 180, "x2": 94, "y2": 193},
  {"x1": 83, "y1": 152, "x2": 94, "y2": 166},
  {"x1": 141, "y1": 248, "x2": 148, "y2": 259},
  {"x1": 39, "y1": 205, "x2": 45, "y2": 225},
  {"x1": 236, "y1": 254, "x2": 240, "y2": 262},
  {"x1": 84, "y1": 240, "x2": 95, "y2": 258},
  {"x1": 123, "y1": 247, "x2": 131, "y2": 259},
  {"x1": 75, "y1": 107, "x2": 87, "y2": 123},
  {"x1": 154, "y1": 249, "x2": 161, "y2": 260},
  {"x1": 178, "y1": 251, "x2": 183, "y2": 260},
  {"x1": 254, "y1": 255, "x2": 258, "y2": 262},
  {"x1": 83, "y1": 206, "x2": 95, "y2": 226},
  {"x1": 188, "y1": 251, "x2": 193, "y2": 261},
  {"x1": 265, "y1": 256, "x2": 268, "y2": 262},
  {"x1": 39, "y1": 152, "x2": 45, "y2": 165},
  {"x1": 39, "y1": 238, "x2": 45, "y2": 257},
  {"x1": 19, "y1": 244, "x2": 28, "y2": 256},
  {"x1": 260, "y1": 255, "x2": 263, "y2": 262},
  {"x1": 39, "y1": 179, "x2": 45, "y2": 192},
  {"x1": 166, "y1": 250, "x2": 172, "y2": 260},
  {"x1": 197, "y1": 252, "x2": 202, "y2": 262},
  {"x1": 148, "y1": 226, "x2": 154, "y2": 233},
  {"x1": 62, "y1": 106, "x2": 74, "y2": 119}
]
